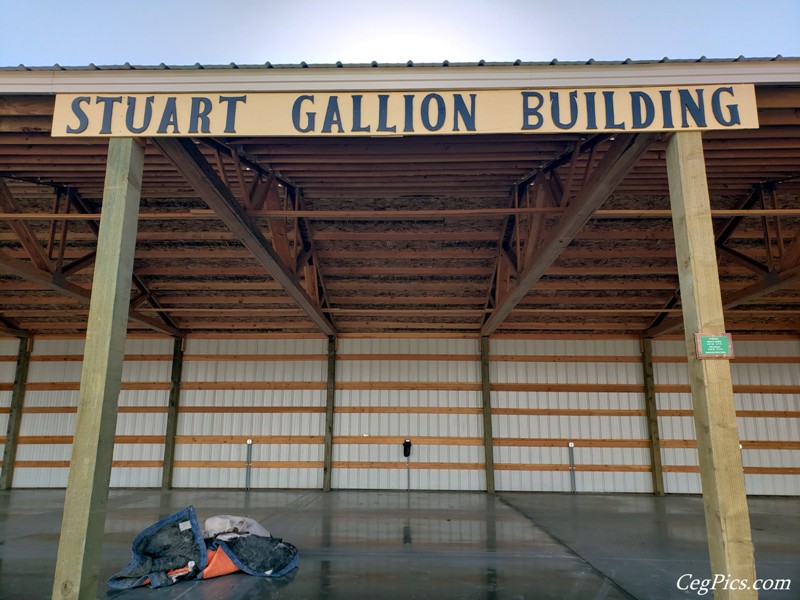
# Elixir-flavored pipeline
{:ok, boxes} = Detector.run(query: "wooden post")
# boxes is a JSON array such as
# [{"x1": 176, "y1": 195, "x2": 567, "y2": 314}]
[
  {"x1": 666, "y1": 131, "x2": 756, "y2": 598},
  {"x1": 51, "y1": 138, "x2": 144, "y2": 600},
  {"x1": 480, "y1": 336, "x2": 495, "y2": 494},
  {"x1": 322, "y1": 335, "x2": 336, "y2": 491},
  {"x1": 161, "y1": 336, "x2": 185, "y2": 490},
  {"x1": 0, "y1": 336, "x2": 32, "y2": 490},
  {"x1": 641, "y1": 337, "x2": 665, "y2": 496}
]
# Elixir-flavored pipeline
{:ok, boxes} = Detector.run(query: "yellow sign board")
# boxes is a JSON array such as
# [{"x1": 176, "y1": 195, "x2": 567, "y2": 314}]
[{"x1": 52, "y1": 85, "x2": 758, "y2": 137}]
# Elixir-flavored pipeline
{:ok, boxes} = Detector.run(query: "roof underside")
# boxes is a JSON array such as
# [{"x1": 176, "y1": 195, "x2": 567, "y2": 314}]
[{"x1": 1, "y1": 76, "x2": 799, "y2": 339}]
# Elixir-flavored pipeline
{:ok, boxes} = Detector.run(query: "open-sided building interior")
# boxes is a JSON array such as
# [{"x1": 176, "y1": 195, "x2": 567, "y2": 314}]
[{"x1": 0, "y1": 58, "x2": 798, "y2": 599}]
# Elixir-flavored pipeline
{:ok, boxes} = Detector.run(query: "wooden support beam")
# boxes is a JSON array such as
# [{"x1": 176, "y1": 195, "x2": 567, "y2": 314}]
[
  {"x1": 522, "y1": 177, "x2": 548, "y2": 269},
  {"x1": 499, "y1": 240, "x2": 518, "y2": 274},
  {"x1": 648, "y1": 262, "x2": 800, "y2": 337},
  {"x1": 666, "y1": 131, "x2": 756, "y2": 598},
  {"x1": 264, "y1": 181, "x2": 293, "y2": 270},
  {"x1": 304, "y1": 263, "x2": 320, "y2": 306},
  {"x1": 153, "y1": 138, "x2": 335, "y2": 337},
  {"x1": 495, "y1": 255, "x2": 512, "y2": 305},
  {"x1": 64, "y1": 194, "x2": 181, "y2": 336},
  {"x1": 482, "y1": 189, "x2": 520, "y2": 317},
  {"x1": 250, "y1": 173, "x2": 274, "y2": 212},
  {"x1": 52, "y1": 138, "x2": 145, "y2": 600},
  {"x1": 131, "y1": 275, "x2": 180, "y2": 332},
  {"x1": 0, "y1": 336, "x2": 32, "y2": 490},
  {"x1": 0, "y1": 176, "x2": 52, "y2": 272},
  {"x1": 778, "y1": 225, "x2": 800, "y2": 270},
  {"x1": 721, "y1": 263, "x2": 800, "y2": 308},
  {"x1": 161, "y1": 337, "x2": 185, "y2": 490},
  {"x1": 322, "y1": 335, "x2": 337, "y2": 492},
  {"x1": 640, "y1": 338, "x2": 664, "y2": 496},
  {"x1": 647, "y1": 187, "x2": 766, "y2": 334},
  {"x1": 715, "y1": 244, "x2": 770, "y2": 275},
  {"x1": 0, "y1": 250, "x2": 179, "y2": 337},
  {"x1": 480, "y1": 337, "x2": 495, "y2": 494},
  {"x1": 482, "y1": 133, "x2": 656, "y2": 336},
  {"x1": 294, "y1": 191, "x2": 333, "y2": 312},
  {"x1": 59, "y1": 250, "x2": 97, "y2": 277},
  {"x1": 0, "y1": 249, "x2": 89, "y2": 300},
  {"x1": 0, "y1": 314, "x2": 26, "y2": 337}
]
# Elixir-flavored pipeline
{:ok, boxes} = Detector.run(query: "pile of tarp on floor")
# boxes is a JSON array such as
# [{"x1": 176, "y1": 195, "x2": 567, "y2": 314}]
[{"x1": 108, "y1": 505, "x2": 298, "y2": 589}]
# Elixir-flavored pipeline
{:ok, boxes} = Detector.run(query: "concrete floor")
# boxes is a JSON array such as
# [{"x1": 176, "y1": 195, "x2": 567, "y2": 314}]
[{"x1": 0, "y1": 490, "x2": 797, "y2": 600}]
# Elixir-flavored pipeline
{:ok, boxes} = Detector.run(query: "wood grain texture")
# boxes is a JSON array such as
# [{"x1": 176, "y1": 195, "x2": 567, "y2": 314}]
[{"x1": 667, "y1": 131, "x2": 756, "y2": 598}]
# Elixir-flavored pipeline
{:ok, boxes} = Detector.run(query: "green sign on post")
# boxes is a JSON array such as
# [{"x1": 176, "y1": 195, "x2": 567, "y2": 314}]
[{"x1": 694, "y1": 333, "x2": 734, "y2": 359}]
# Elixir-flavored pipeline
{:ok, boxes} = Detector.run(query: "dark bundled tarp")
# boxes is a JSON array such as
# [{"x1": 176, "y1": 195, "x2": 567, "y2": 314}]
[{"x1": 108, "y1": 505, "x2": 298, "y2": 589}]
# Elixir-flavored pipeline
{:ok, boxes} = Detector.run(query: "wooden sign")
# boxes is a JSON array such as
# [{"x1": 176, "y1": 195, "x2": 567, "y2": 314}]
[
  {"x1": 52, "y1": 84, "x2": 759, "y2": 137},
  {"x1": 694, "y1": 333, "x2": 735, "y2": 359}
]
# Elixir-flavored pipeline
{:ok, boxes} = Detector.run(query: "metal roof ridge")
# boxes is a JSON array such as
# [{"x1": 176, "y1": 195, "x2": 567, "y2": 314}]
[{"x1": 2, "y1": 56, "x2": 799, "y2": 71}]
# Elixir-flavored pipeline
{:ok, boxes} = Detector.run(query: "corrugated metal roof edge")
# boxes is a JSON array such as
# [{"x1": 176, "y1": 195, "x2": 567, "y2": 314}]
[{"x1": 1, "y1": 55, "x2": 798, "y2": 71}]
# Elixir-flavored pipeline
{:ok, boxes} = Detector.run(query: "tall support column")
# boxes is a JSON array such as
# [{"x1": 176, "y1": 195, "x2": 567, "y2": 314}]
[
  {"x1": 480, "y1": 337, "x2": 495, "y2": 494},
  {"x1": 161, "y1": 336, "x2": 185, "y2": 490},
  {"x1": 641, "y1": 338, "x2": 665, "y2": 496},
  {"x1": 666, "y1": 131, "x2": 756, "y2": 598},
  {"x1": 52, "y1": 138, "x2": 144, "y2": 600},
  {"x1": 0, "y1": 336, "x2": 32, "y2": 490},
  {"x1": 322, "y1": 336, "x2": 336, "y2": 492}
]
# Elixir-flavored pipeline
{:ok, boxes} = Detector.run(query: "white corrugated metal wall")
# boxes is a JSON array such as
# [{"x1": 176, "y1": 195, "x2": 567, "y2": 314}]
[
  {"x1": 3, "y1": 334, "x2": 797, "y2": 495},
  {"x1": 113, "y1": 338, "x2": 172, "y2": 487},
  {"x1": 491, "y1": 338, "x2": 652, "y2": 493},
  {"x1": 0, "y1": 339, "x2": 20, "y2": 481},
  {"x1": 653, "y1": 338, "x2": 800, "y2": 496},
  {"x1": 174, "y1": 337, "x2": 327, "y2": 489},
  {"x1": 12, "y1": 337, "x2": 172, "y2": 488},
  {"x1": 332, "y1": 337, "x2": 485, "y2": 490}
]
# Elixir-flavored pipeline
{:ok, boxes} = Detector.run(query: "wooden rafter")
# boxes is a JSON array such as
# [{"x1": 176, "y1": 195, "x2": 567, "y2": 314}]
[
  {"x1": 0, "y1": 176, "x2": 51, "y2": 272},
  {"x1": 646, "y1": 182, "x2": 800, "y2": 336},
  {"x1": 66, "y1": 192, "x2": 180, "y2": 332},
  {"x1": 152, "y1": 137, "x2": 336, "y2": 337},
  {"x1": 0, "y1": 313, "x2": 27, "y2": 337},
  {"x1": 202, "y1": 139, "x2": 333, "y2": 311},
  {"x1": 646, "y1": 185, "x2": 765, "y2": 331},
  {"x1": 481, "y1": 133, "x2": 657, "y2": 336},
  {"x1": 778, "y1": 223, "x2": 800, "y2": 270},
  {"x1": 648, "y1": 263, "x2": 800, "y2": 337},
  {"x1": 0, "y1": 249, "x2": 179, "y2": 336},
  {"x1": 264, "y1": 180, "x2": 293, "y2": 268},
  {"x1": 715, "y1": 244, "x2": 770, "y2": 275},
  {"x1": 1, "y1": 86, "x2": 800, "y2": 338}
]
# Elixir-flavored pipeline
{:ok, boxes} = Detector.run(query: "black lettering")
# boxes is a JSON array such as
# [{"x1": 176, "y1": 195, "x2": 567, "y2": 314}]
[
  {"x1": 66, "y1": 96, "x2": 90, "y2": 134},
  {"x1": 189, "y1": 97, "x2": 212, "y2": 134},
  {"x1": 421, "y1": 93, "x2": 445, "y2": 131},
  {"x1": 403, "y1": 95, "x2": 414, "y2": 132},
  {"x1": 603, "y1": 91, "x2": 625, "y2": 130},
  {"x1": 521, "y1": 92, "x2": 544, "y2": 130},
  {"x1": 584, "y1": 92, "x2": 597, "y2": 130},
  {"x1": 711, "y1": 86, "x2": 741, "y2": 126},
  {"x1": 679, "y1": 89, "x2": 707, "y2": 128},
  {"x1": 219, "y1": 95, "x2": 246, "y2": 133},
  {"x1": 550, "y1": 90, "x2": 579, "y2": 129},
  {"x1": 322, "y1": 96, "x2": 344, "y2": 133},
  {"x1": 292, "y1": 95, "x2": 315, "y2": 133},
  {"x1": 125, "y1": 96, "x2": 154, "y2": 134},
  {"x1": 453, "y1": 93, "x2": 476, "y2": 131},
  {"x1": 630, "y1": 91, "x2": 655, "y2": 129},
  {"x1": 351, "y1": 95, "x2": 370, "y2": 132},
  {"x1": 377, "y1": 94, "x2": 396, "y2": 132},
  {"x1": 96, "y1": 96, "x2": 122, "y2": 134},
  {"x1": 157, "y1": 97, "x2": 180, "y2": 134},
  {"x1": 660, "y1": 90, "x2": 674, "y2": 128}
]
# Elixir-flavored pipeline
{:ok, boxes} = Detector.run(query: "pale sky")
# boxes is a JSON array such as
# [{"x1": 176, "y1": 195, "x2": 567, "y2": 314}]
[{"x1": 0, "y1": 0, "x2": 798, "y2": 66}]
